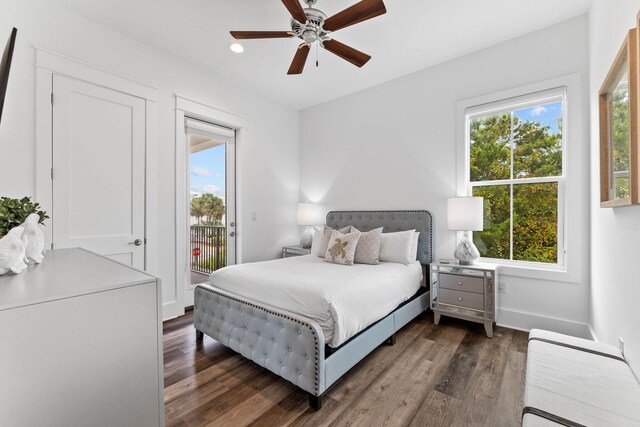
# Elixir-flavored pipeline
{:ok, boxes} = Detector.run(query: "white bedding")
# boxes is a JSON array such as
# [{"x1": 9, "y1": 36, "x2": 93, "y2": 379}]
[{"x1": 207, "y1": 255, "x2": 423, "y2": 347}]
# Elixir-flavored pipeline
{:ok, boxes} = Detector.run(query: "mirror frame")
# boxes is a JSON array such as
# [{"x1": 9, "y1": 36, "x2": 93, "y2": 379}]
[{"x1": 599, "y1": 28, "x2": 639, "y2": 208}]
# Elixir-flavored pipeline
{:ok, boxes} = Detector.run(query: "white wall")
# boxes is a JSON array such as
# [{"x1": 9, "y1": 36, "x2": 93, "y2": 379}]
[
  {"x1": 0, "y1": 0, "x2": 300, "y2": 317},
  {"x1": 589, "y1": 0, "x2": 640, "y2": 375},
  {"x1": 0, "y1": 0, "x2": 598, "y2": 335},
  {"x1": 300, "y1": 15, "x2": 591, "y2": 335}
]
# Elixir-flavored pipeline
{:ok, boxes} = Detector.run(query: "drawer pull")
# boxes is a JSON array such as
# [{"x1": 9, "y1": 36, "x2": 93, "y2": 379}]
[
  {"x1": 458, "y1": 297, "x2": 463, "y2": 301},
  {"x1": 457, "y1": 282, "x2": 463, "y2": 286}
]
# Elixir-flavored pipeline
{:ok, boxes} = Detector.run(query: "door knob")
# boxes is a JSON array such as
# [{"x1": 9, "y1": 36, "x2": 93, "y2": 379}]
[
  {"x1": 229, "y1": 231, "x2": 236, "y2": 237},
  {"x1": 129, "y1": 239, "x2": 143, "y2": 246},
  {"x1": 230, "y1": 222, "x2": 235, "y2": 227}
]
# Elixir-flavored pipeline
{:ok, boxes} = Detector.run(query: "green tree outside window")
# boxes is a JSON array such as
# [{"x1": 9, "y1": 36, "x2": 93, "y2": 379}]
[{"x1": 468, "y1": 99, "x2": 563, "y2": 264}]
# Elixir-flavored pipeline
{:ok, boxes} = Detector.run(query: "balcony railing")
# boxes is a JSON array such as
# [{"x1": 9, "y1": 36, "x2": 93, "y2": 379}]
[{"x1": 190, "y1": 225, "x2": 226, "y2": 274}]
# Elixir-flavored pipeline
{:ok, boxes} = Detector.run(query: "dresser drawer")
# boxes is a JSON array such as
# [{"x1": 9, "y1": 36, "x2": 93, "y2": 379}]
[
  {"x1": 439, "y1": 273, "x2": 484, "y2": 294},
  {"x1": 439, "y1": 289, "x2": 484, "y2": 311}
]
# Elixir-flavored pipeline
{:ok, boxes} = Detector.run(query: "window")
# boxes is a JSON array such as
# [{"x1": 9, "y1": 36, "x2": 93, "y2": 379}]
[{"x1": 465, "y1": 88, "x2": 566, "y2": 266}]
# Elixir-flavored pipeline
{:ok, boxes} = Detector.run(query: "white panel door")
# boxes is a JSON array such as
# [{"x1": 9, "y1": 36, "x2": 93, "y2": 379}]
[{"x1": 52, "y1": 75, "x2": 146, "y2": 269}]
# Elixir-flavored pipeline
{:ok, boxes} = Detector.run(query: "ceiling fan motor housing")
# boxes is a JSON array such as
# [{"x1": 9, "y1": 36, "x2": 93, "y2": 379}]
[{"x1": 291, "y1": 7, "x2": 329, "y2": 44}]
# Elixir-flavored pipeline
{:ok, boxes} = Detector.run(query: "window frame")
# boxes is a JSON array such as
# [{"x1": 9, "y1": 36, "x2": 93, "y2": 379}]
[{"x1": 462, "y1": 87, "x2": 568, "y2": 270}]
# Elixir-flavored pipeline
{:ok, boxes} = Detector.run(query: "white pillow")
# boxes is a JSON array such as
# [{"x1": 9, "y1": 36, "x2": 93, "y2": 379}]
[
  {"x1": 310, "y1": 227, "x2": 325, "y2": 255},
  {"x1": 379, "y1": 229, "x2": 416, "y2": 265},
  {"x1": 411, "y1": 231, "x2": 420, "y2": 261}
]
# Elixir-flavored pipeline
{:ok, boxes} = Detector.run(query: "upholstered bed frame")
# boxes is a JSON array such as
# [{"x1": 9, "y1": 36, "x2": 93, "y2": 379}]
[{"x1": 194, "y1": 210, "x2": 434, "y2": 409}]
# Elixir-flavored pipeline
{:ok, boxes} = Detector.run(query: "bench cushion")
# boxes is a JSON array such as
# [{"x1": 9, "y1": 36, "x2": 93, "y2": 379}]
[{"x1": 524, "y1": 329, "x2": 640, "y2": 426}]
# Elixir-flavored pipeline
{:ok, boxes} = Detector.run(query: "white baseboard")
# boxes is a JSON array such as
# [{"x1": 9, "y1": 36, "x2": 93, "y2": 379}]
[{"x1": 497, "y1": 308, "x2": 592, "y2": 339}]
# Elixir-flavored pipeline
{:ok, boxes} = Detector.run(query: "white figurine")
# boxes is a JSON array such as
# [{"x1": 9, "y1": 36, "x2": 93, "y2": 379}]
[
  {"x1": 0, "y1": 227, "x2": 28, "y2": 275},
  {"x1": 20, "y1": 226, "x2": 28, "y2": 264},
  {"x1": 21, "y1": 214, "x2": 45, "y2": 264}
]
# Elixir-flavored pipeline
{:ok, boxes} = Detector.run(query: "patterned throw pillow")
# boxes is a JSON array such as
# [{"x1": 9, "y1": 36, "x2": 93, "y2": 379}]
[
  {"x1": 351, "y1": 227, "x2": 383, "y2": 265},
  {"x1": 317, "y1": 225, "x2": 352, "y2": 258},
  {"x1": 324, "y1": 230, "x2": 361, "y2": 265}
]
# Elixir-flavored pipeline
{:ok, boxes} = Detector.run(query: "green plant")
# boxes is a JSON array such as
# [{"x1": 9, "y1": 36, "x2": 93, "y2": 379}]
[
  {"x1": 197, "y1": 250, "x2": 226, "y2": 272},
  {"x1": 0, "y1": 197, "x2": 49, "y2": 236}
]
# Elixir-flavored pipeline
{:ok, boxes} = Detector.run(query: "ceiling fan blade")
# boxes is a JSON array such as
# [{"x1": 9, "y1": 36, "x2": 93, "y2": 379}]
[
  {"x1": 323, "y1": 0, "x2": 387, "y2": 32},
  {"x1": 323, "y1": 39, "x2": 371, "y2": 67},
  {"x1": 282, "y1": 0, "x2": 308, "y2": 23},
  {"x1": 230, "y1": 31, "x2": 293, "y2": 39},
  {"x1": 288, "y1": 44, "x2": 311, "y2": 75}
]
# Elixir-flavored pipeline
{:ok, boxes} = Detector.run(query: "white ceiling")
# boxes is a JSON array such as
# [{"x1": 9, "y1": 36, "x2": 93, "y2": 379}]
[{"x1": 44, "y1": 0, "x2": 591, "y2": 110}]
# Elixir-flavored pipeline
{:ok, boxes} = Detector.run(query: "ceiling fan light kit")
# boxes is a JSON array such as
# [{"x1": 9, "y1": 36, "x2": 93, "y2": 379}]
[{"x1": 230, "y1": 0, "x2": 386, "y2": 75}]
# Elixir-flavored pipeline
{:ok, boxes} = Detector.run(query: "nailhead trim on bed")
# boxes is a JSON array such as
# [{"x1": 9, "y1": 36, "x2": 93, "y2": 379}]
[{"x1": 194, "y1": 285, "x2": 322, "y2": 395}]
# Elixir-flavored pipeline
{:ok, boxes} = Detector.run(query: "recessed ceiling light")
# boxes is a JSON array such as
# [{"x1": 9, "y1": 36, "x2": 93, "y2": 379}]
[{"x1": 229, "y1": 42, "x2": 244, "y2": 53}]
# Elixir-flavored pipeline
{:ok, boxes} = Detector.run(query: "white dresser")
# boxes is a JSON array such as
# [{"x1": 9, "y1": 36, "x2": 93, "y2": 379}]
[{"x1": 0, "y1": 248, "x2": 164, "y2": 427}]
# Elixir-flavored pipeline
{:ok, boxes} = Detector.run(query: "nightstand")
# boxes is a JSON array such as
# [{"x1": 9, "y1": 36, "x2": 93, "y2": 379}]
[
  {"x1": 430, "y1": 261, "x2": 498, "y2": 337},
  {"x1": 282, "y1": 245, "x2": 311, "y2": 258}
]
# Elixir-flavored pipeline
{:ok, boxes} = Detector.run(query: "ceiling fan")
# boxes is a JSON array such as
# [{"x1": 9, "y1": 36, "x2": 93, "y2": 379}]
[{"x1": 230, "y1": 0, "x2": 387, "y2": 75}]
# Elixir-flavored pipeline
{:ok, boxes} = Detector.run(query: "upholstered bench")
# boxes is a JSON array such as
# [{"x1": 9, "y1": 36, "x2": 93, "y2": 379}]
[{"x1": 523, "y1": 329, "x2": 640, "y2": 426}]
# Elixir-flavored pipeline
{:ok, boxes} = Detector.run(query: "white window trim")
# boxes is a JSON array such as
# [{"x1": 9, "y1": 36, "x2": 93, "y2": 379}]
[{"x1": 456, "y1": 75, "x2": 584, "y2": 283}]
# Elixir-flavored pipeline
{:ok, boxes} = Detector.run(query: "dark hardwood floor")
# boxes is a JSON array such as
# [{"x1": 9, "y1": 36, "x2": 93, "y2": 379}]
[{"x1": 163, "y1": 310, "x2": 528, "y2": 426}]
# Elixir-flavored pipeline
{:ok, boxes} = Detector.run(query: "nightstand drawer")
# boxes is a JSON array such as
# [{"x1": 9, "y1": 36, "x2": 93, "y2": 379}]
[
  {"x1": 439, "y1": 289, "x2": 484, "y2": 311},
  {"x1": 439, "y1": 273, "x2": 484, "y2": 294}
]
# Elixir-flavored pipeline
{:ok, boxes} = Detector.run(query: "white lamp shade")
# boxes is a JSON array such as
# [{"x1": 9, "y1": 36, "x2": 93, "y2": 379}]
[
  {"x1": 447, "y1": 197, "x2": 484, "y2": 231},
  {"x1": 296, "y1": 203, "x2": 324, "y2": 225}
]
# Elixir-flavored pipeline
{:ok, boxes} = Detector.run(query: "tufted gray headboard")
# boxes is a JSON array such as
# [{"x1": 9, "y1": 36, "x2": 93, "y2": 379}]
[{"x1": 326, "y1": 210, "x2": 434, "y2": 265}]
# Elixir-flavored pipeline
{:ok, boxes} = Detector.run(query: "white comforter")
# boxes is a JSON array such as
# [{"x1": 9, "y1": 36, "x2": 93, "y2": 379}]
[{"x1": 207, "y1": 255, "x2": 422, "y2": 347}]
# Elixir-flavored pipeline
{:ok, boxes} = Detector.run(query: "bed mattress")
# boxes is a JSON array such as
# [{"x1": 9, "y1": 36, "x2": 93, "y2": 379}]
[{"x1": 205, "y1": 255, "x2": 422, "y2": 347}]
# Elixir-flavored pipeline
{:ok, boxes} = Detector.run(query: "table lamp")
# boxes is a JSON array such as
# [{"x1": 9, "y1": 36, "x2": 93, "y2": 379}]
[
  {"x1": 297, "y1": 203, "x2": 323, "y2": 248},
  {"x1": 447, "y1": 197, "x2": 484, "y2": 265}
]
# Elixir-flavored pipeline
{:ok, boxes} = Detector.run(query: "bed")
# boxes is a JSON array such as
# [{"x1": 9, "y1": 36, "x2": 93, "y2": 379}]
[{"x1": 193, "y1": 210, "x2": 433, "y2": 409}]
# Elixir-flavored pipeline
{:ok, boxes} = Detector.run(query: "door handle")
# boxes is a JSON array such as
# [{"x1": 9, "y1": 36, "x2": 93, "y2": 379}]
[
  {"x1": 229, "y1": 231, "x2": 236, "y2": 237},
  {"x1": 129, "y1": 239, "x2": 143, "y2": 246}
]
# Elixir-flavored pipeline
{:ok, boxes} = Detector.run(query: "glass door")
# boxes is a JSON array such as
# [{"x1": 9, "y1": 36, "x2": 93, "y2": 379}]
[{"x1": 185, "y1": 118, "x2": 236, "y2": 288}]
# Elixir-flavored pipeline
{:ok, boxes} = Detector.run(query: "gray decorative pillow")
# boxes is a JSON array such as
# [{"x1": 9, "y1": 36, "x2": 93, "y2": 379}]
[
  {"x1": 351, "y1": 227, "x2": 383, "y2": 265},
  {"x1": 317, "y1": 225, "x2": 352, "y2": 258},
  {"x1": 324, "y1": 230, "x2": 361, "y2": 265}
]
